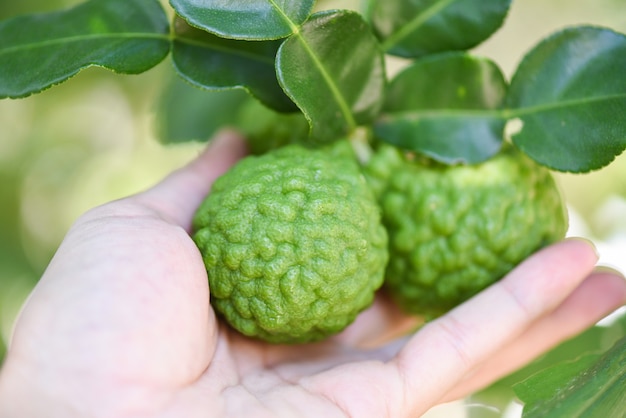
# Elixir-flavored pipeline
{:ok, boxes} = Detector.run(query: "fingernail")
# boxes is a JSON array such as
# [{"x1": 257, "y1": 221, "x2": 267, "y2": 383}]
[
  {"x1": 565, "y1": 236, "x2": 600, "y2": 259},
  {"x1": 594, "y1": 265, "x2": 626, "y2": 279}
]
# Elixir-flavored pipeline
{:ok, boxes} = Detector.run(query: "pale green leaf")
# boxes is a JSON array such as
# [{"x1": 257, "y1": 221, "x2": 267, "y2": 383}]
[{"x1": 155, "y1": 75, "x2": 250, "y2": 144}]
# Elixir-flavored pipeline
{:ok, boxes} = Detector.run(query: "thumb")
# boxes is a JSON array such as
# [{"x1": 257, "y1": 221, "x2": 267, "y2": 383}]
[{"x1": 135, "y1": 129, "x2": 248, "y2": 230}]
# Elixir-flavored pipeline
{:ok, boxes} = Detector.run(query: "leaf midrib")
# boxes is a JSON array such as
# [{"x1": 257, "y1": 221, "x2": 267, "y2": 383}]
[
  {"x1": 0, "y1": 32, "x2": 169, "y2": 56},
  {"x1": 270, "y1": 3, "x2": 357, "y2": 133},
  {"x1": 383, "y1": 93, "x2": 626, "y2": 120},
  {"x1": 0, "y1": 31, "x2": 278, "y2": 67},
  {"x1": 292, "y1": 30, "x2": 357, "y2": 132},
  {"x1": 267, "y1": 0, "x2": 300, "y2": 34},
  {"x1": 573, "y1": 347, "x2": 626, "y2": 417},
  {"x1": 381, "y1": 0, "x2": 456, "y2": 52}
]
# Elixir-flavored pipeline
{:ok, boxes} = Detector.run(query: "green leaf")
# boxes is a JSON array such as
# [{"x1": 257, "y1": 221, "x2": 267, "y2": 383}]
[
  {"x1": 155, "y1": 75, "x2": 250, "y2": 144},
  {"x1": 507, "y1": 26, "x2": 626, "y2": 173},
  {"x1": 0, "y1": 0, "x2": 170, "y2": 98},
  {"x1": 369, "y1": 0, "x2": 512, "y2": 58},
  {"x1": 172, "y1": 18, "x2": 296, "y2": 113},
  {"x1": 375, "y1": 53, "x2": 507, "y2": 164},
  {"x1": 469, "y1": 311, "x2": 626, "y2": 417},
  {"x1": 514, "y1": 335, "x2": 626, "y2": 418},
  {"x1": 515, "y1": 354, "x2": 602, "y2": 407},
  {"x1": 276, "y1": 10, "x2": 386, "y2": 141},
  {"x1": 170, "y1": 0, "x2": 315, "y2": 40}
]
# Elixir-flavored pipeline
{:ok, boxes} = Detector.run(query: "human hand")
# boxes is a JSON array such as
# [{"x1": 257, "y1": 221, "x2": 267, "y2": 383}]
[{"x1": 0, "y1": 130, "x2": 624, "y2": 418}]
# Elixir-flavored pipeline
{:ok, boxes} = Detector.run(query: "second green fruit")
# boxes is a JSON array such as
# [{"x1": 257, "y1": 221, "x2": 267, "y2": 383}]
[{"x1": 364, "y1": 143, "x2": 568, "y2": 318}]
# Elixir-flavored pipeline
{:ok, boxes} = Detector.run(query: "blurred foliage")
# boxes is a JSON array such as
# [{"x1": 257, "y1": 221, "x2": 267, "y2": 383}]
[
  {"x1": 0, "y1": 4, "x2": 625, "y2": 415},
  {"x1": 0, "y1": 64, "x2": 206, "y2": 358},
  {"x1": 0, "y1": 0, "x2": 203, "y2": 359}
]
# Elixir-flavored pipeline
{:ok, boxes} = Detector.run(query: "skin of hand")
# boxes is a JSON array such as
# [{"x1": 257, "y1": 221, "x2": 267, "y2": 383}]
[{"x1": 0, "y1": 130, "x2": 624, "y2": 418}]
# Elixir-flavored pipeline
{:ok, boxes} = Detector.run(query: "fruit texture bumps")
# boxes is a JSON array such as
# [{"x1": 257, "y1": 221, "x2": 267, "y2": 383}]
[
  {"x1": 192, "y1": 143, "x2": 388, "y2": 343},
  {"x1": 364, "y1": 143, "x2": 568, "y2": 318}
]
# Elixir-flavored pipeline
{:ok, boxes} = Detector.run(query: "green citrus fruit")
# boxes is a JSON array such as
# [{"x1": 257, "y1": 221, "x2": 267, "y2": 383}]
[
  {"x1": 363, "y1": 143, "x2": 568, "y2": 318},
  {"x1": 192, "y1": 143, "x2": 388, "y2": 343}
]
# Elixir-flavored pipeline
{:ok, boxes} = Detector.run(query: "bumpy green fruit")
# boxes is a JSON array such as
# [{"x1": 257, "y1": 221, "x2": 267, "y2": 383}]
[
  {"x1": 193, "y1": 143, "x2": 388, "y2": 343},
  {"x1": 363, "y1": 143, "x2": 568, "y2": 318}
]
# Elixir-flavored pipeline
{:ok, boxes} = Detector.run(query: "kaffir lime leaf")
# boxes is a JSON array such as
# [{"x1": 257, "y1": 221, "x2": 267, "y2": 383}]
[
  {"x1": 193, "y1": 143, "x2": 388, "y2": 343},
  {"x1": 363, "y1": 143, "x2": 568, "y2": 318}
]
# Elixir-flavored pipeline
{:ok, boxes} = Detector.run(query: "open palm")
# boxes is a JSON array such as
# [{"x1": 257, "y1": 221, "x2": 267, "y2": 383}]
[{"x1": 1, "y1": 131, "x2": 624, "y2": 418}]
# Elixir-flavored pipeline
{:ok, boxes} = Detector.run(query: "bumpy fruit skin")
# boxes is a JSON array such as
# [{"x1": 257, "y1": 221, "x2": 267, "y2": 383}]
[
  {"x1": 193, "y1": 143, "x2": 388, "y2": 343},
  {"x1": 363, "y1": 143, "x2": 568, "y2": 318}
]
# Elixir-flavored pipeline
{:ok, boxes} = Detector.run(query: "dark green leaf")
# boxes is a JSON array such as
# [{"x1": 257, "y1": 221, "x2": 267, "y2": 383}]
[
  {"x1": 470, "y1": 311, "x2": 626, "y2": 417},
  {"x1": 276, "y1": 10, "x2": 386, "y2": 141},
  {"x1": 172, "y1": 18, "x2": 296, "y2": 113},
  {"x1": 155, "y1": 75, "x2": 250, "y2": 144},
  {"x1": 370, "y1": 0, "x2": 512, "y2": 58},
  {"x1": 515, "y1": 354, "x2": 602, "y2": 407},
  {"x1": 507, "y1": 26, "x2": 626, "y2": 172},
  {"x1": 170, "y1": 0, "x2": 315, "y2": 40},
  {"x1": 0, "y1": 0, "x2": 170, "y2": 98},
  {"x1": 468, "y1": 314, "x2": 626, "y2": 418},
  {"x1": 375, "y1": 53, "x2": 507, "y2": 164},
  {"x1": 515, "y1": 335, "x2": 626, "y2": 418}
]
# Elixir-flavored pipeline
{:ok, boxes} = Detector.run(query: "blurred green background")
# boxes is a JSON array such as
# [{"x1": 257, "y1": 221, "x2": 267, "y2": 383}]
[{"x1": 1, "y1": 0, "x2": 625, "y2": 388}]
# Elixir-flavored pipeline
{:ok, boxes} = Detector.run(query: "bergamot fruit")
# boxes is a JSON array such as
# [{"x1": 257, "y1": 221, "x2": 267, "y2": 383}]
[
  {"x1": 192, "y1": 143, "x2": 388, "y2": 343},
  {"x1": 363, "y1": 143, "x2": 568, "y2": 318}
]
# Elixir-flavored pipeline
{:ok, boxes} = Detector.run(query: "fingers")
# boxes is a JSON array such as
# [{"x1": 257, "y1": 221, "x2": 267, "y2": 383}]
[
  {"x1": 333, "y1": 293, "x2": 423, "y2": 348},
  {"x1": 440, "y1": 267, "x2": 626, "y2": 402},
  {"x1": 390, "y1": 238, "x2": 599, "y2": 415},
  {"x1": 136, "y1": 129, "x2": 248, "y2": 230},
  {"x1": 301, "y1": 240, "x2": 603, "y2": 418},
  {"x1": 2, "y1": 130, "x2": 248, "y2": 404}
]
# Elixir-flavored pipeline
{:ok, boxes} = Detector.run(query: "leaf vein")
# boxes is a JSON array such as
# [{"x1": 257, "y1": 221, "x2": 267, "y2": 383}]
[
  {"x1": 383, "y1": 93, "x2": 626, "y2": 122},
  {"x1": 510, "y1": 93, "x2": 626, "y2": 117},
  {"x1": 381, "y1": 0, "x2": 456, "y2": 52},
  {"x1": 0, "y1": 32, "x2": 169, "y2": 56},
  {"x1": 267, "y1": 0, "x2": 300, "y2": 35},
  {"x1": 293, "y1": 32, "x2": 357, "y2": 132}
]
